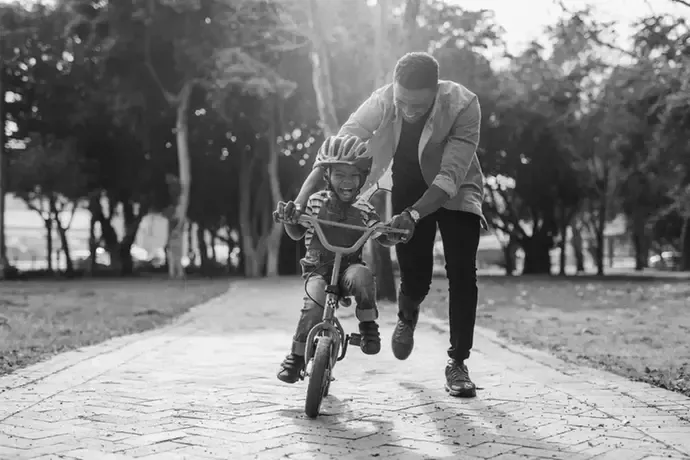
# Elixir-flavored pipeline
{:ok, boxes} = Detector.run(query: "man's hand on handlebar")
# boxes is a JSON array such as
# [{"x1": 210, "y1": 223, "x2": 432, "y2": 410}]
[
  {"x1": 273, "y1": 200, "x2": 303, "y2": 225},
  {"x1": 386, "y1": 213, "x2": 416, "y2": 244}
]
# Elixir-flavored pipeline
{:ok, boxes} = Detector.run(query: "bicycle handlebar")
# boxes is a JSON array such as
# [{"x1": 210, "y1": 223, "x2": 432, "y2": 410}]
[{"x1": 276, "y1": 213, "x2": 410, "y2": 255}]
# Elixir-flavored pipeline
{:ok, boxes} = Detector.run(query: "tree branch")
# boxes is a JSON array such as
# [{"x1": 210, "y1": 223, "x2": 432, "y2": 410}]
[{"x1": 144, "y1": 0, "x2": 177, "y2": 103}]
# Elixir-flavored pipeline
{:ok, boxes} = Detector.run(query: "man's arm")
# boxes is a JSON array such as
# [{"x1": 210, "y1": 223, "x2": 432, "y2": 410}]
[
  {"x1": 294, "y1": 168, "x2": 326, "y2": 209},
  {"x1": 411, "y1": 96, "x2": 482, "y2": 219},
  {"x1": 337, "y1": 92, "x2": 384, "y2": 139},
  {"x1": 295, "y1": 93, "x2": 385, "y2": 208}
]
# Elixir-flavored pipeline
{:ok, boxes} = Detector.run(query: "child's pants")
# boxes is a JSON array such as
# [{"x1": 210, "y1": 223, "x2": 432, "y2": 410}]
[{"x1": 291, "y1": 263, "x2": 377, "y2": 355}]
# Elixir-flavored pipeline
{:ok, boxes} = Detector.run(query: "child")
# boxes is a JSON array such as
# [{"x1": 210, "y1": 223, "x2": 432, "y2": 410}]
[{"x1": 274, "y1": 134, "x2": 396, "y2": 384}]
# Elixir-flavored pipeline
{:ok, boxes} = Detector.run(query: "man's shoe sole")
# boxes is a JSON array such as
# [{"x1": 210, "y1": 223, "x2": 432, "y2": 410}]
[
  {"x1": 391, "y1": 322, "x2": 415, "y2": 360},
  {"x1": 392, "y1": 342, "x2": 413, "y2": 360},
  {"x1": 444, "y1": 384, "x2": 477, "y2": 398}
]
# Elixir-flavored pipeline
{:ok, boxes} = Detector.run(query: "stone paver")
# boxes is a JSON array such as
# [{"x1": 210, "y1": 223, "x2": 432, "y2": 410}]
[{"x1": 1, "y1": 278, "x2": 690, "y2": 460}]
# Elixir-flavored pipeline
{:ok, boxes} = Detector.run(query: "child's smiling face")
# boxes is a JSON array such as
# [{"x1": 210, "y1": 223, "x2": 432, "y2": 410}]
[{"x1": 328, "y1": 164, "x2": 362, "y2": 203}]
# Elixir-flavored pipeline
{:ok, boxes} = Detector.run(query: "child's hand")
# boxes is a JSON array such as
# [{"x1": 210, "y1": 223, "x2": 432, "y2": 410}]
[{"x1": 274, "y1": 201, "x2": 303, "y2": 224}]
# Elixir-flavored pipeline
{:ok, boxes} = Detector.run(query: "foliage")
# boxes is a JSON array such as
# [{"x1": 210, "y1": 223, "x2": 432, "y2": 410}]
[{"x1": 2, "y1": 0, "x2": 690, "y2": 277}]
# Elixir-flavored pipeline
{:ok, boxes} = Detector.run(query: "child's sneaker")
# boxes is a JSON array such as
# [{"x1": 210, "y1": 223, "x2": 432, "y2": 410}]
[
  {"x1": 358, "y1": 321, "x2": 381, "y2": 355},
  {"x1": 277, "y1": 353, "x2": 305, "y2": 383}
]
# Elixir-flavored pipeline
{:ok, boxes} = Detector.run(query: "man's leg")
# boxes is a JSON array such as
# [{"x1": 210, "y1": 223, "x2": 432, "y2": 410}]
[
  {"x1": 277, "y1": 276, "x2": 326, "y2": 383},
  {"x1": 391, "y1": 214, "x2": 437, "y2": 360},
  {"x1": 340, "y1": 264, "x2": 380, "y2": 355},
  {"x1": 437, "y1": 209, "x2": 481, "y2": 398}
]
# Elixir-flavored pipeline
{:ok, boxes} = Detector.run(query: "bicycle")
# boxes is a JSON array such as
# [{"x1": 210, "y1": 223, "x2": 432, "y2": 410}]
[{"x1": 275, "y1": 213, "x2": 409, "y2": 418}]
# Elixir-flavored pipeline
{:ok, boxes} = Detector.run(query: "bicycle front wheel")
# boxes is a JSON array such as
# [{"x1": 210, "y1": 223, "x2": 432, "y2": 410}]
[{"x1": 305, "y1": 336, "x2": 332, "y2": 418}]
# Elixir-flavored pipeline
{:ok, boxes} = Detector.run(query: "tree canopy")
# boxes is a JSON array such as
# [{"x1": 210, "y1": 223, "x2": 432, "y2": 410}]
[{"x1": 1, "y1": 0, "x2": 688, "y2": 278}]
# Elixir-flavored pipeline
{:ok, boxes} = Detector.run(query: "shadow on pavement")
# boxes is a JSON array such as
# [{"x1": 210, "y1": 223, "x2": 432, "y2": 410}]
[
  {"x1": 275, "y1": 393, "x2": 440, "y2": 459},
  {"x1": 398, "y1": 380, "x2": 590, "y2": 459}
]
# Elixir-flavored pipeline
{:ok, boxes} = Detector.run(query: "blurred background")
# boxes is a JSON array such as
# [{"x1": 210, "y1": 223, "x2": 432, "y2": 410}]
[{"x1": 1, "y1": 0, "x2": 689, "y2": 293}]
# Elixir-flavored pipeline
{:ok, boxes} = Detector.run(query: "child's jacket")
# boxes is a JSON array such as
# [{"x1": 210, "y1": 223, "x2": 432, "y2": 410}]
[{"x1": 299, "y1": 190, "x2": 380, "y2": 278}]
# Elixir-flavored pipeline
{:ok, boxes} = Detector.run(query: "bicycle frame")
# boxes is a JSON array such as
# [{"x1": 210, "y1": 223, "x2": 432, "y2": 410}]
[{"x1": 288, "y1": 214, "x2": 408, "y2": 367}]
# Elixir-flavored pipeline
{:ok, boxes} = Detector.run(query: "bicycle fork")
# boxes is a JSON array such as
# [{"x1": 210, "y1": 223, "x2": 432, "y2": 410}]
[{"x1": 303, "y1": 252, "x2": 360, "y2": 374}]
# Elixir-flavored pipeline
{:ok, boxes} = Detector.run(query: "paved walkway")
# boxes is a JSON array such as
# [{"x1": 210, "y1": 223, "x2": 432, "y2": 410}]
[{"x1": 1, "y1": 278, "x2": 690, "y2": 460}]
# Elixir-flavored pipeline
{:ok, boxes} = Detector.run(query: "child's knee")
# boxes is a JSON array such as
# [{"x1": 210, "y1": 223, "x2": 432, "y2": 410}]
[
  {"x1": 343, "y1": 265, "x2": 377, "y2": 301},
  {"x1": 356, "y1": 306, "x2": 379, "y2": 322}
]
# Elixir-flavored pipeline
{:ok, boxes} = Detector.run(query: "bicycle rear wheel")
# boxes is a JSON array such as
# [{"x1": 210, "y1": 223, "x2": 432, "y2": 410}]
[{"x1": 305, "y1": 336, "x2": 332, "y2": 418}]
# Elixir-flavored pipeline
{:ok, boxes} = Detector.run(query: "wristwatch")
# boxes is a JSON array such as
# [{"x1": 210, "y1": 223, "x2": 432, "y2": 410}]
[{"x1": 403, "y1": 207, "x2": 420, "y2": 225}]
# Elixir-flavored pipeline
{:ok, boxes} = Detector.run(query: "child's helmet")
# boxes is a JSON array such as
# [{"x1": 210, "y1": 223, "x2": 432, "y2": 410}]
[{"x1": 313, "y1": 135, "x2": 373, "y2": 176}]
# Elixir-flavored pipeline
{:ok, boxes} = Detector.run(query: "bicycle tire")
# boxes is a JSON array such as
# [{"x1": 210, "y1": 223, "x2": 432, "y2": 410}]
[{"x1": 305, "y1": 336, "x2": 332, "y2": 418}]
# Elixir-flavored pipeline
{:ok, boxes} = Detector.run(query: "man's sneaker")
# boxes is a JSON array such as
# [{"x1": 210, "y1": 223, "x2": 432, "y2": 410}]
[
  {"x1": 392, "y1": 293, "x2": 421, "y2": 360},
  {"x1": 444, "y1": 359, "x2": 477, "y2": 398},
  {"x1": 358, "y1": 321, "x2": 381, "y2": 355},
  {"x1": 277, "y1": 353, "x2": 305, "y2": 384},
  {"x1": 391, "y1": 317, "x2": 417, "y2": 360}
]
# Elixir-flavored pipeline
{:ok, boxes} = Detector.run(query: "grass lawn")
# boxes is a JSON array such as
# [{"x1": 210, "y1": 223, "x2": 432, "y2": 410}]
[
  {"x1": 0, "y1": 276, "x2": 231, "y2": 376},
  {"x1": 425, "y1": 274, "x2": 690, "y2": 397}
]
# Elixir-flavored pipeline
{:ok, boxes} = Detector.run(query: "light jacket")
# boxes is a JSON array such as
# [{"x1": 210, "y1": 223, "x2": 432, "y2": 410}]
[{"x1": 336, "y1": 80, "x2": 486, "y2": 226}]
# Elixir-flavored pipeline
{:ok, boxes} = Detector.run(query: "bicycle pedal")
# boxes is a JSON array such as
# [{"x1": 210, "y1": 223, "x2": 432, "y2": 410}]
[{"x1": 348, "y1": 333, "x2": 361, "y2": 346}]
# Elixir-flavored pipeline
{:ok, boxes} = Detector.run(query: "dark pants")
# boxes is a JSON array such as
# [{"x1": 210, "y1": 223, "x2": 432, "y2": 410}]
[{"x1": 393, "y1": 197, "x2": 481, "y2": 362}]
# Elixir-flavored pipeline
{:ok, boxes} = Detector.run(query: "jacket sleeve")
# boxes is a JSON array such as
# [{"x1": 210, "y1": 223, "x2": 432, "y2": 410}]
[
  {"x1": 336, "y1": 93, "x2": 385, "y2": 141},
  {"x1": 432, "y1": 96, "x2": 481, "y2": 198}
]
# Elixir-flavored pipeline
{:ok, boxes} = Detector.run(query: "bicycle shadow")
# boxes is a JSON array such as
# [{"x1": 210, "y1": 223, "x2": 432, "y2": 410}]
[{"x1": 276, "y1": 393, "x2": 440, "y2": 459}]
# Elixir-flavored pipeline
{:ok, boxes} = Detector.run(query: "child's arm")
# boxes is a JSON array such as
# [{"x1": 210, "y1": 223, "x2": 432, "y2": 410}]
[
  {"x1": 357, "y1": 202, "x2": 396, "y2": 247},
  {"x1": 284, "y1": 222, "x2": 307, "y2": 241},
  {"x1": 280, "y1": 194, "x2": 321, "y2": 241}
]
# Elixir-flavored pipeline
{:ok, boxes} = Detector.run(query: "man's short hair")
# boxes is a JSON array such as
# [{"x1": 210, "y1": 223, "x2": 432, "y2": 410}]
[{"x1": 394, "y1": 52, "x2": 439, "y2": 90}]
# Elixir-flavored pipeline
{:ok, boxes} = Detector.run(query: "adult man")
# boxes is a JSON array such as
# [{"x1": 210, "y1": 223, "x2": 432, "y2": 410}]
[{"x1": 281, "y1": 52, "x2": 485, "y2": 397}]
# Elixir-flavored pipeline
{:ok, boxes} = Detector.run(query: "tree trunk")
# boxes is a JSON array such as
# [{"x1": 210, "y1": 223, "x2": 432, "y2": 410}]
[
  {"x1": 0, "y1": 59, "x2": 7, "y2": 277},
  {"x1": 197, "y1": 224, "x2": 209, "y2": 273},
  {"x1": 119, "y1": 200, "x2": 144, "y2": 276},
  {"x1": 265, "y1": 98, "x2": 284, "y2": 278},
  {"x1": 55, "y1": 219, "x2": 73, "y2": 275},
  {"x1": 558, "y1": 221, "x2": 567, "y2": 276},
  {"x1": 119, "y1": 244, "x2": 133, "y2": 276},
  {"x1": 595, "y1": 199, "x2": 606, "y2": 276},
  {"x1": 367, "y1": 0, "x2": 398, "y2": 301},
  {"x1": 186, "y1": 221, "x2": 195, "y2": 269},
  {"x1": 168, "y1": 81, "x2": 194, "y2": 279},
  {"x1": 402, "y1": 0, "x2": 421, "y2": 51},
  {"x1": 307, "y1": 0, "x2": 339, "y2": 136},
  {"x1": 91, "y1": 196, "x2": 124, "y2": 273},
  {"x1": 522, "y1": 232, "x2": 552, "y2": 275},
  {"x1": 238, "y1": 152, "x2": 263, "y2": 278},
  {"x1": 210, "y1": 231, "x2": 217, "y2": 263},
  {"x1": 373, "y1": 0, "x2": 391, "y2": 87},
  {"x1": 50, "y1": 199, "x2": 75, "y2": 275},
  {"x1": 503, "y1": 240, "x2": 517, "y2": 276},
  {"x1": 631, "y1": 211, "x2": 649, "y2": 271},
  {"x1": 571, "y1": 223, "x2": 585, "y2": 273},
  {"x1": 681, "y1": 216, "x2": 690, "y2": 271},
  {"x1": 370, "y1": 191, "x2": 396, "y2": 300},
  {"x1": 88, "y1": 213, "x2": 97, "y2": 276},
  {"x1": 44, "y1": 219, "x2": 53, "y2": 273}
]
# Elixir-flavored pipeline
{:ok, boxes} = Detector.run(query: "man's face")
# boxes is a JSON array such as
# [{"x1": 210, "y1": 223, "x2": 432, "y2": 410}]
[
  {"x1": 393, "y1": 82, "x2": 436, "y2": 123},
  {"x1": 328, "y1": 164, "x2": 362, "y2": 203}
]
